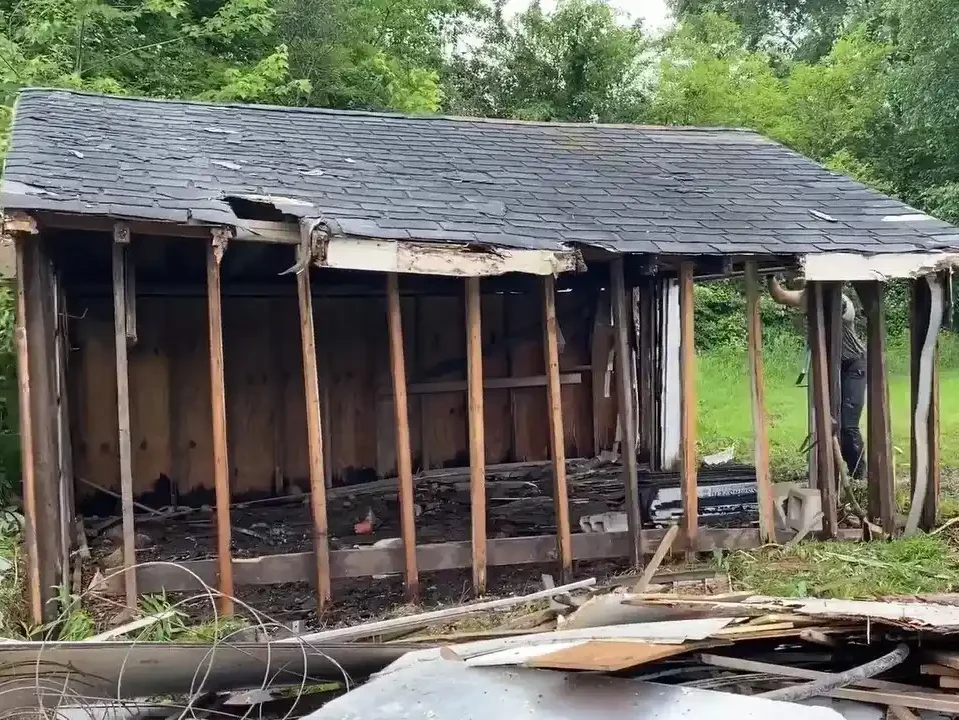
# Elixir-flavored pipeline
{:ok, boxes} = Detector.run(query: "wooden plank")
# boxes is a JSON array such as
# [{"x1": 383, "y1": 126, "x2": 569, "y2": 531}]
[
  {"x1": 111, "y1": 230, "x2": 137, "y2": 609},
  {"x1": 678, "y1": 262, "x2": 698, "y2": 555},
  {"x1": 700, "y1": 654, "x2": 959, "y2": 715},
  {"x1": 920, "y1": 664, "x2": 959, "y2": 677},
  {"x1": 14, "y1": 237, "x2": 42, "y2": 625},
  {"x1": 822, "y1": 282, "x2": 843, "y2": 421},
  {"x1": 527, "y1": 640, "x2": 699, "y2": 672},
  {"x1": 632, "y1": 523, "x2": 679, "y2": 593},
  {"x1": 388, "y1": 373, "x2": 582, "y2": 396},
  {"x1": 26, "y1": 245, "x2": 62, "y2": 621},
  {"x1": 543, "y1": 275, "x2": 572, "y2": 582},
  {"x1": 636, "y1": 279, "x2": 658, "y2": 466},
  {"x1": 744, "y1": 262, "x2": 775, "y2": 543},
  {"x1": 611, "y1": 258, "x2": 643, "y2": 570},
  {"x1": 53, "y1": 275, "x2": 74, "y2": 591},
  {"x1": 857, "y1": 281, "x2": 896, "y2": 535},
  {"x1": 910, "y1": 277, "x2": 941, "y2": 531},
  {"x1": 104, "y1": 526, "x2": 865, "y2": 594},
  {"x1": 465, "y1": 277, "x2": 487, "y2": 594},
  {"x1": 298, "y1": 248, "x2": 332, "y2": 609},
  {"x1": 808, "y1": 282, "x2": 838, "y2": 538},
  {"x1": 206, "y1": 232, "x2": 233, "y2": 614},
  {"x1": 386, "y1": 273, "x2": 419, "y2": 601}
]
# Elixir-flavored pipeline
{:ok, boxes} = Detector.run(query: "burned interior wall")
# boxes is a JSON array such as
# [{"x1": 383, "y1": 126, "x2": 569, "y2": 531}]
[{"x1": 68, "y1": 279, "x2": 603, "y2": 512}]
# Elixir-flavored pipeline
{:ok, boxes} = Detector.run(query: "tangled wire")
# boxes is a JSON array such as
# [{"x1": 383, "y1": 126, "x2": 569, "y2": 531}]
[{"x1": 0, "y1": 561, "x2": 355, "y2": 720}]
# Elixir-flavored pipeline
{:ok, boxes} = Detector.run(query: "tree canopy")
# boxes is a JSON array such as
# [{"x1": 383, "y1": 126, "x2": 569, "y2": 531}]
[{"x1": 1, "y1": 0, "x2": 959, "y2": 223}]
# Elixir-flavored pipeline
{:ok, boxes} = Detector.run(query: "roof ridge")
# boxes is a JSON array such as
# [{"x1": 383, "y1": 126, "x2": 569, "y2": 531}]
[{"x1": 15, "y1": 87, "x2": 760, "y2": 135}]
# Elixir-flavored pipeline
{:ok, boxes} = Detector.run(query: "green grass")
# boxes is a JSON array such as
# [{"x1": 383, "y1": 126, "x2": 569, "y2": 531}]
[
  {"x1": 726, "y1": 534, "x2": 959, "y2": 598},
  {"x1": 698, "y1": 332, "x2": 959, "y2": 476}
]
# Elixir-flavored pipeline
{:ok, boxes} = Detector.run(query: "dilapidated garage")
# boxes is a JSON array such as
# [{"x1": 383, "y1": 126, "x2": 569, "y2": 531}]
[{"x1": 3, "y1": 88, "x2": 957, "y2": 622}]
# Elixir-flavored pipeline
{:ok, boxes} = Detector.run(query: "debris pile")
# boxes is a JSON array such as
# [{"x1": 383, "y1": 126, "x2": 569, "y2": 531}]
[{"x1": 6, "y1": 554, "x2": 959, "y2": 720}]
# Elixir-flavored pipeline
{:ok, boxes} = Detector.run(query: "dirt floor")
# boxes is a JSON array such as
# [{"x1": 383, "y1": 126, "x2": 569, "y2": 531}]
[{"x1": 81, "y1": 459, "x2": 757, "y2": 625}]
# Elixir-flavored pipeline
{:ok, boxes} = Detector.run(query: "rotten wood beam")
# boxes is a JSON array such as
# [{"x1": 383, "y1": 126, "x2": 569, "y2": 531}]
[
  {"x1": 542, "y1": 274, "x2": 572, "y2": 581},
  {"x1": 297, "y1": 225, "x2": 332, "y2": 608},
  {"x1": 744, "y1": 262, "x2": 775, "y2": 543},
  {"x1": 611, "y1": 258, "x2": 643, "y2": 570},
  {"x1": 387, "y1": 273, "x2": 419, "y2": 600},
  {"x1": 112, "y1": 223, "x2": 137, "y2": 609},
  {"x1": 910, "y1": 276, "x2": 941, "y2": 531},
  {"x1": 808, "y1": 281, "x2": 838, "y2": 538},
  {"x1": 678, "y1": 262, "x2": 698, "y2": 556},
  {"x1": 207, "y1": 228, "x2": 234, "y2": 614},
  {"x1": 465, "y1": 276, "x2": 487, "y2": 594},
  {"x1": 856, "y1": 281, "x2": 895, "y2": 536},
  {"x1": 14, "y1": 237, "x2": 42, "y2": 625},
  {"x1": 100, "y1": 526, "x2": 866, "y2": 595}
]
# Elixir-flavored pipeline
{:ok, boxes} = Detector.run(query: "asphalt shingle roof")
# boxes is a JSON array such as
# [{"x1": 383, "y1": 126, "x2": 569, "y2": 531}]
[{"x1": 4, "y1": 88, "x2": 959, "y2": 256}]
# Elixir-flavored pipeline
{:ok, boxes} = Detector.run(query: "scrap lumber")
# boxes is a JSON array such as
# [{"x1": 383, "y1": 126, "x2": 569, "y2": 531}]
[
  {"x1": 86, "y1": 610, "x2": 177, "y2": 642},
  {"x1": 278, "y1": 577, "x2": 597, "y2": 644},
  {"x1": 632, "y1": 524, "x2": 679, "y2": 594},
  {"x1": 699, "y1": 653, "x2": 959, "y2": 714}
]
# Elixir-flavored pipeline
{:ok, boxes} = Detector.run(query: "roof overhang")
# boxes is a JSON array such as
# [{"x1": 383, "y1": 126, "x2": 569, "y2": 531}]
[{"x1": 801, "y1": 252, "x2": 959, "y2": 281}]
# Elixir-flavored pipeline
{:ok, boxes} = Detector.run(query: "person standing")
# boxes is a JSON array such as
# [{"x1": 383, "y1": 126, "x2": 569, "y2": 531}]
[{"x1": 768, "y1": 276, "x2": 866, "y2": 479}]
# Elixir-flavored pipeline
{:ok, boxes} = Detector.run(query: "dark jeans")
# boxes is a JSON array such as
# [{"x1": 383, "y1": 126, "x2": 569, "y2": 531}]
[{"x1": 840, "y1": 357, "x2": 866, "y2": 479}]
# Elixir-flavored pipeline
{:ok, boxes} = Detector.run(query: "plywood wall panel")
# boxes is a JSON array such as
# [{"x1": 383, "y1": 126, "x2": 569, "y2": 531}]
[
  {"x1": 128, "y1": 298, "x2": 172, "y2": 497},
  {"x1": 418, "y1": 294, "x2": 467, "y2": 469}
]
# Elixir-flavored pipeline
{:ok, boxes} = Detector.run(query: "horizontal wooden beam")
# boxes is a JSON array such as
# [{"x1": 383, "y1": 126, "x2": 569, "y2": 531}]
[
  {"x1": 378, "y1": 372, "x2": 582, "y2": 397},
  {"x1": 99, "y1": 527, "x2": 863, "y2": 595}
]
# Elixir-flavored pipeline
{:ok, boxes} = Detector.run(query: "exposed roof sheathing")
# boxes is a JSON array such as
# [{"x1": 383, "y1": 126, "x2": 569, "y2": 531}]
[{"x1": 4, "y1": 88, "x2": 959, "y2": 257}]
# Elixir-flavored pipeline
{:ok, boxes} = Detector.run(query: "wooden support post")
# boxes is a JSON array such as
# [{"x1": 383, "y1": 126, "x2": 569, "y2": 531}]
[
  {"x1": 14, "y1": 237, "x2": 42, "y2": 626},
  {"x1": 207, "y1": 229, "x2": 233, "y2": 614},
  {"x1": 297, "y1": 230, "x2": 332, "y2": 608},
  {"x1": 808, "y1": 282, "x2": 838, "y2": 538},
  {"x1": 611, "y1": 259, "x2": 643, "y2": 569},
  {"x1": 465, "y1": 276, "x2": 487, "y2": 594},
  {"x1": 637, "y1": 278, "x2": 658, "y2": 467},
  {"x1": 678, "y1": 262, "x2": 698, "y2": 556},
  {"x1": 822, "y1": 283, "x2": 843, "y2": 422},
  {"x1": 542, "y1": 275, "x2": 572, "y2": 581},
  {"x1": 856, "y1": 281, "x2": 895, "y2": 535},
  {"x1": 112, "y1": 224, "x2": 137, "y2": 609},
  {"x1": 910, "y1": 277, "x2": 941, "y2": 531},
  {"x1": 387, "y1": 273, "x2": 419, "y2": 600},
  {"x1": 744, "y1": 262, "x2": 775, "y2": 543}
]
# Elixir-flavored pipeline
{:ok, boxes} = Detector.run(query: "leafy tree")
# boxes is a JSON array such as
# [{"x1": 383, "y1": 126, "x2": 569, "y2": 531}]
[
  {"x1": 448, "y1": 0, "x2": 648, "y2": 122},
  {"x1": 668, "y1": 0, "x2": 873, "y2": 61},
  {"x1": 275, "y1": 0, "x2": 483, "y2": 112}
]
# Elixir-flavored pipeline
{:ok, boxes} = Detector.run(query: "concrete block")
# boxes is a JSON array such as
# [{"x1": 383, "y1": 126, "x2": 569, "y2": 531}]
[{"x1": 786, "y1": 487, "x2": 823, "y2": 532}]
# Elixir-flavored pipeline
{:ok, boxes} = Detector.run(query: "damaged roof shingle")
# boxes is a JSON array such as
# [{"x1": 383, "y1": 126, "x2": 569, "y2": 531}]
[{"x1": 3, "y1": 88, "x2": 958, "y2": 256}]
